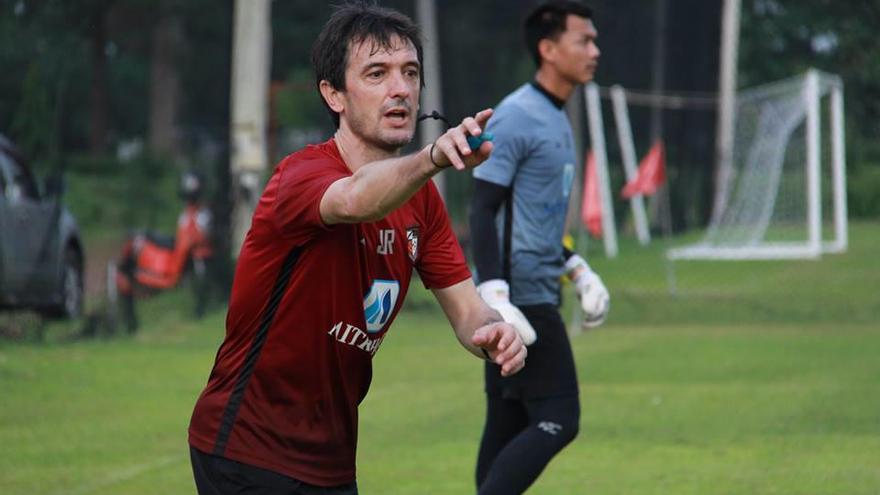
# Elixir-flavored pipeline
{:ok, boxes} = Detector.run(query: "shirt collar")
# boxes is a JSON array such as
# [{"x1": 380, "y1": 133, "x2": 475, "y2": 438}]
[{"x1": 530, "y1": 80, "x2": 566, "y2": 109}]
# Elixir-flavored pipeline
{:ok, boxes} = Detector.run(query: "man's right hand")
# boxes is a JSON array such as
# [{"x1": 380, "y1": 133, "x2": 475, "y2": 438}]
[
  {"x1": 476, "y1": 279, "x2": 537, "y2": 345},
  {"x1": 428, "y1": 108, "x2": 494, "y2": 170}
]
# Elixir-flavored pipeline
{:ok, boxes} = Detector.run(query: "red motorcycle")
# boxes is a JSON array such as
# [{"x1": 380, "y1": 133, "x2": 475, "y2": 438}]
[{"x1": 110, "y1": 171, "x2": 214, "y2": 332}]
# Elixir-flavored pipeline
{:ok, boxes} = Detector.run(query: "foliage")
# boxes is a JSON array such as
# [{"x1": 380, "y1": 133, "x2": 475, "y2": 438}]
[
  {"x1": 1, "y1": 0, "x2": 878, "y2": 244},
  {"x1": 63, "y1": 152, "x2": 181, "y2": 236},
  {"x1": 274, "y1": 68, "x2": 328, "y2": 130},
  {"x1": 740, "y1": 0, "x2": 880, "y2": 118},
  {"x1": 10, "y1": 63, "x2": 53, "y2": 165},
  {"x1": 1, "y1": 1, "x2": 87, "y2": 163},
  {"x1": 0, "y1": 0, "x2": 230, "y2": 152}
]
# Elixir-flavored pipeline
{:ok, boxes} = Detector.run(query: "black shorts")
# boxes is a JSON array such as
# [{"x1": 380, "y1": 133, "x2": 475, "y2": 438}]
[
  {"x1": 190, "y1": 447, "x2": 358, "y2": 495},
  {"x1": 484, "y1": 303, "x2": 579, "y2": 400}
]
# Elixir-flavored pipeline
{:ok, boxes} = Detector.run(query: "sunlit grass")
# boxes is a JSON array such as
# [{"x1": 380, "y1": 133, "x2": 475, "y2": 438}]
[{"x1": 1, "y1": 222, "x2": 878, "y2": 494}]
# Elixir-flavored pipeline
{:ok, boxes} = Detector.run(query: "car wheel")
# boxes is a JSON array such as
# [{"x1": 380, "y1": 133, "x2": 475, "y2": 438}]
[
  {"x1": 62, "y1": 249, "x2": 84, "y2": 319},
  {"x1": 46, "y1": 248, "x2": 84, "y2": 320}
]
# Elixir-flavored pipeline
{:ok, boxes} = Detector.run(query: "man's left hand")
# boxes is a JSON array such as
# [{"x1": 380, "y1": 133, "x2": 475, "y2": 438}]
[{"x1": 471, "y1": 322, "x2": 527, "y2": 376}]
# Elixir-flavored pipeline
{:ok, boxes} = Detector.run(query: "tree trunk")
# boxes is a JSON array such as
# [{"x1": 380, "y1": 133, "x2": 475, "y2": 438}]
[
  {"x1": 88, "y1": 8, "x2": 109, "y2": 154},
  {"x1": 149, "y1": 14, "x2": 184, "y2": 157}
]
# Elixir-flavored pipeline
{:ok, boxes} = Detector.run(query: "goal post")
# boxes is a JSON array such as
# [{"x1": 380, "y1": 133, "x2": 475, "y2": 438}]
[
  {"x1": 828, "y1": 76, "x2": 848, "y2": 254},
  {"x1": 570, "y1": 69, "x2": 846, "y2": 262},
  {"x1": 610, "y1": 85, "x2": 651, "y2": 246},
  {"x1": 584, "y1": 83, "x2": 619, "y2": 258},
  {"x1": 667, "y1": 69, "x2": 847, "y2": 261}
]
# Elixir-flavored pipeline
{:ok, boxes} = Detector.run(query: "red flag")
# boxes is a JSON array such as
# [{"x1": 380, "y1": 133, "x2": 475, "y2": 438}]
[
  {"x1": 581, "y1": 151, "x2": 603, "y2": 238},
  {"x1": 621, "y1": 140, "x2": 666, "y2": 199}
]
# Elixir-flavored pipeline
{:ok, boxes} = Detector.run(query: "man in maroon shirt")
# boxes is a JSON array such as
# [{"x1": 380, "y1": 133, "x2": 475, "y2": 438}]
[{"x1": 188, "y1": 3, "x2": 527, "y2": 494}]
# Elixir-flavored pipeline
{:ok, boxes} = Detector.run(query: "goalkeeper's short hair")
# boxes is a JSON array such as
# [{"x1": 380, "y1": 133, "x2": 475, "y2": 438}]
[{"x1": 524, "y1": 1, "x2": 594, "y2": 67}]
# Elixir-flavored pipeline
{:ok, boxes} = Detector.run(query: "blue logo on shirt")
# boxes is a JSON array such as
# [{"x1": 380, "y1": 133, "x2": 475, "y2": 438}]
[
  {"x1": 363, "y1": 280, "x2": 400, "y2": 333},
  {"x1": 562, "y1": 163, "x2": 574, "y2": 197}
]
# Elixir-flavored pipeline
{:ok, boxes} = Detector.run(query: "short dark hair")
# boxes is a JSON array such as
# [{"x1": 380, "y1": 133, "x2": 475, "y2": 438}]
[
  {"x1": 524, "y1": 1, "x2": 593, "y2": 67},
  {"x1": 311, "y1": 1, "x2": 424, "y2": 128}
]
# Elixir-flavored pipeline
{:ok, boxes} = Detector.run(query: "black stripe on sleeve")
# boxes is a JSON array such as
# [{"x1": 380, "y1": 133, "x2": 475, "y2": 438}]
[{"x1": 213, "y1": 247, "x2": 302, "y2": 455}]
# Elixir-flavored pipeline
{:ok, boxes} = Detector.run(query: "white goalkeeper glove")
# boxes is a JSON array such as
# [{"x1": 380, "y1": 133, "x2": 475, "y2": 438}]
[
  {"x1": 477, "y1": 279, "x2": 537, "y2": 346},
  {"x1": 565, "y1": 254, "x2": 610, "y2": 328}
]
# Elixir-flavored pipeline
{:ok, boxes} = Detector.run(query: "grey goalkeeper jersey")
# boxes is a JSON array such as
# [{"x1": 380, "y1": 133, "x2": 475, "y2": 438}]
[{"x1": 474, "y1": 83, "x2": 577, "y2": 306}]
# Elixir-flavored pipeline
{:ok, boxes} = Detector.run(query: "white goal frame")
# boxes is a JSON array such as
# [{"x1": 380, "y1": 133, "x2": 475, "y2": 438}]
[{"x1": 668, "y1": 69, "x2": 847, "y2": 260}]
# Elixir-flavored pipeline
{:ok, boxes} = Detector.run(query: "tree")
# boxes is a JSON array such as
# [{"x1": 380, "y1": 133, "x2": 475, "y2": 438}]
[{"x1": 148, "y1": 10, "x2": 185, "y2": 157}]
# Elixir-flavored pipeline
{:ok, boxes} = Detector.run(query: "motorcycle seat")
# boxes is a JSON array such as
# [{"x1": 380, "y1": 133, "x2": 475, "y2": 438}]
[{"x1": 145, "y1": 231, "x2": 176, "y2": 250}]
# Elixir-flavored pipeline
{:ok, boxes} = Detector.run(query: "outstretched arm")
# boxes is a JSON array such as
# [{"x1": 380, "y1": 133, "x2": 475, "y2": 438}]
[
  {"x1": 432, "y1": 279, "x2": 527, "y2": 377},
  {"x1": 320, "y1": 109, "x2": 494, "y2": 225}
]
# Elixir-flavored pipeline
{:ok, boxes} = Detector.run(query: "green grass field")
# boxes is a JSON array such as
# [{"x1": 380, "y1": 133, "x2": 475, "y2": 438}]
[{"x1": 2, "y1": 221, "x2": 879, "y2": 494}]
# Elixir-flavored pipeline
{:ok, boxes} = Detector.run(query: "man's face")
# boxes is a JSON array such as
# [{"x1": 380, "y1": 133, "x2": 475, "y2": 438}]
[
  {"x1": 547, "y1": 15, "x2": 600, "y2": 85},
  {"x1": 338, "y1": 35, "x2": 421, "y2": 152}
]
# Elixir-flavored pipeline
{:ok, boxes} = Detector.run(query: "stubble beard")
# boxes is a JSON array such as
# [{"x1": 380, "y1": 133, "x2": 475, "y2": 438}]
[{"x1": 347, "y1": 108, "x2": 414, "y2": 154}]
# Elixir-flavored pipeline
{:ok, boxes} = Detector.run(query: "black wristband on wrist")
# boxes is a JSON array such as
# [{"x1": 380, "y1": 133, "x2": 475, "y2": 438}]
[
  {"x1": 562, "y1": 246, "x2": 575, "y2": 263},
  {"x1": 429, "y1": 142, "x2": 447, "y2": 169}
]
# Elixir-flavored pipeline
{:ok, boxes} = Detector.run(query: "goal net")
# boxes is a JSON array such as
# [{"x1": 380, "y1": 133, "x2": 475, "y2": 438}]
[{"x1": 668, "y1": 70, "x2": 847, "y2": 260}]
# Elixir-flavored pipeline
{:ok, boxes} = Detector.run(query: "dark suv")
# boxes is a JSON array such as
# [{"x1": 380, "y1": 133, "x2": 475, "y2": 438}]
[{"x1": 0, "y1": 134, "x2": 84, "y2": 319}]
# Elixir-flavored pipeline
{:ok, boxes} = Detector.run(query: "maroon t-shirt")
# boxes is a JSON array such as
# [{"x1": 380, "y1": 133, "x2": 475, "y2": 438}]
[{"x1": 188, "y1": 139, "x2": 471, "y2": 486}]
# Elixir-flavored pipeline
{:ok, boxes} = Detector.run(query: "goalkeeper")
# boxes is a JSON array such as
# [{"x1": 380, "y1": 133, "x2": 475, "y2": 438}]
[{"x1": 468, "y1": 1, "x2": 608, "y2": 493}]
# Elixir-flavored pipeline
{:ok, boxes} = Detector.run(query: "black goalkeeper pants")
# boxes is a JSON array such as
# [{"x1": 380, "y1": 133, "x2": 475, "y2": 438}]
[
  {"x1": 476, "y1": 394, "x2": 580, "y2": 494},
  {"x1": 476, "y1": 304, "x2": 581, "y2": 494}
]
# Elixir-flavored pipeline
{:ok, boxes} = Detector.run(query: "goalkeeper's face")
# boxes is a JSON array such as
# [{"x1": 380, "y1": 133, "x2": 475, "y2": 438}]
[{"x1": 551, "y1": 15, "x2": 600, "y2": 85}]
